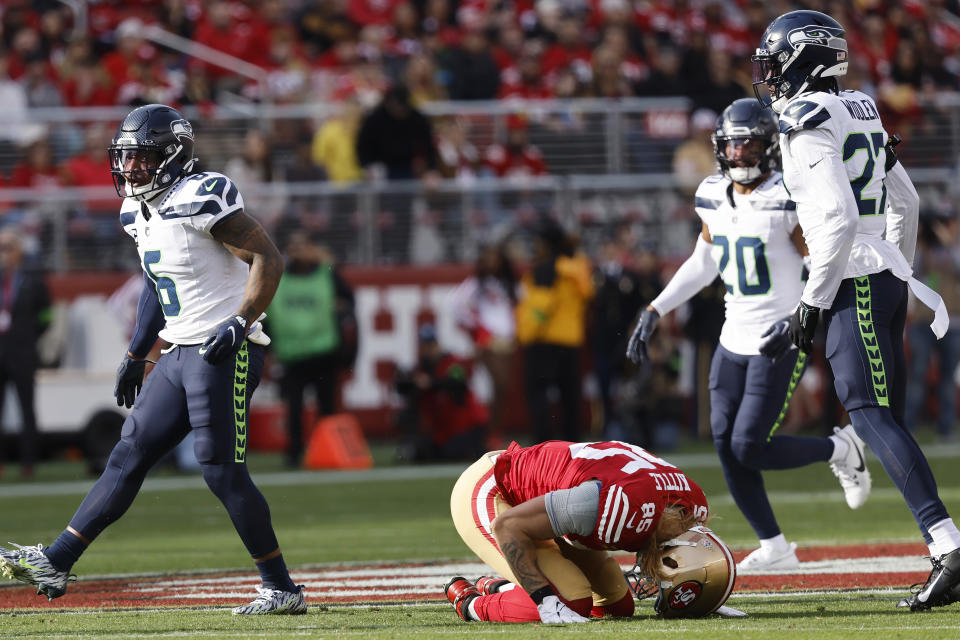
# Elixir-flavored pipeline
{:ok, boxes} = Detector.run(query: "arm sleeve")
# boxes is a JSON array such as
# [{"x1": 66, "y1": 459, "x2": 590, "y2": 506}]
[
  {"x1": 648, "y1": 235, "x2": 718, "y2": 316},
  {"x1": 127, "y1": 273, "x2": 165, "y2": 359},
  {"x1": 883, "y1": 161, "x2": 920, "y2": 266},
  {"x1": 544, "y1": 480, "x2": 602, "y2": 537},
  {"x1": 789, "y1": 128, "x2": 859, "y2": 309}
]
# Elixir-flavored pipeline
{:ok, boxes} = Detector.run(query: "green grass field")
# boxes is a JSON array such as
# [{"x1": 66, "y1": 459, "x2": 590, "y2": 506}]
[{"x1": 2, "y1": 438, "x2": 960, "y2": 638}]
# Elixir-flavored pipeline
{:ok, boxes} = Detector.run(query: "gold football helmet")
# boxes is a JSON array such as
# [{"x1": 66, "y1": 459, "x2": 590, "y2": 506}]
[{"x1": 625, "y1": 525, "x2": 737, "y2": 618}]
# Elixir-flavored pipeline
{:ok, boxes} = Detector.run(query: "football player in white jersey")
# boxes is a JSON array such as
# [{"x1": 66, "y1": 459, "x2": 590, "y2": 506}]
[
  {"x1": 752, "y1": 10, "x2": 960, "y2": 610},
  {"x1": 626, "y1": 98, "x2": 870, "y2": 571},
  {"x1": 0, "y1": 105, "x2": 306, "y2": 615}
]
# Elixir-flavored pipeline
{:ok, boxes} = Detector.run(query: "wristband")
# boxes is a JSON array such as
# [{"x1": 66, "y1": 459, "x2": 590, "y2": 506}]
[{"x1": 529, "y1": 586, "x2": 554, "y2": 605}]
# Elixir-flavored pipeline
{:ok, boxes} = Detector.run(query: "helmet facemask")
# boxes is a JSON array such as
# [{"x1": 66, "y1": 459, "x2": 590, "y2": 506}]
[
  {"x1": 711, "y1": 98, "x2": 780, "y2": 185},
  {"x1": 108, "y1": 105, "x2": 197, "y2": 202},
  {"x1": 713, "y1": 137, "x2": 767, "y2": 185}
]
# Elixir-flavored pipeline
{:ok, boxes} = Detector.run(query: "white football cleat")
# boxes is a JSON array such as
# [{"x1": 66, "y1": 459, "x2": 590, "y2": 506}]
[
  {"x1": 232, "y1": 585, "x2": 307, "y2": 615},
  {"x1": 737, "y1": 542, "x2": 799, "y2": 571},
  {"x1": 830, "y1": 425, "x2": 872, "y2": 509}
]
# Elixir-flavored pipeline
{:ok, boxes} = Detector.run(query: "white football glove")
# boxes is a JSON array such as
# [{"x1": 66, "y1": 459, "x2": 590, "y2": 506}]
[{"x1": 537, "y1": 595, "x2": 590, "y2": 623}]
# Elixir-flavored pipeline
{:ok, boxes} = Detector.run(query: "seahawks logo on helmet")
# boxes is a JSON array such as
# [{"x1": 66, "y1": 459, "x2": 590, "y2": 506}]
[
  {"x1": 170, "y1": 119, "x2": 194, "y2": 141},
  {"x1": 787, "y1": 26, "x2": 845, "y2": 50}
]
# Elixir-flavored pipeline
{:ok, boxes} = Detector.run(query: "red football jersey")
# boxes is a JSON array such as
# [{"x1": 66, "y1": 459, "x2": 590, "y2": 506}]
[{"x1": 494, "y1": 440, "x2": 708, "y2": 552}]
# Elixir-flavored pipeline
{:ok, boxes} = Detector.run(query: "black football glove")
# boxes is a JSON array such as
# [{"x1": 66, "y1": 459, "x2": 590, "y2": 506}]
[
  {"x1": 626, "y1": 308, "x2": 660, "y2": 365},
  {"x1": 759, "y1": 316, "x2": 794, "y2": 363},
  {"x1": 789, "y1": 302, "x2": 820, "y2": 355},
  {"x1": 115, "y1": 354, "x2": 147, "y2": 409},
  {"x1": 884, "y1": 133, "x2": 902, "y2": 172},
  {"x1": 201, "y1": 315, "x2": 248, "y2": 365}
]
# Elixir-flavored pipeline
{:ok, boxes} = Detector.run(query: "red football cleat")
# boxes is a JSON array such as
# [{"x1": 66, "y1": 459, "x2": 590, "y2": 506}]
[
  {"x1": 475, "y1": 576, "x2": 510, "y2": 595},
  {"x1": 444, "y1": 576, "x2": 480, "y2": 621}
]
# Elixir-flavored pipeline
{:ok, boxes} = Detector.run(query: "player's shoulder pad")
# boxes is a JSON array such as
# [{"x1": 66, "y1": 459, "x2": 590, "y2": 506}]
[
  {"x1": 749, "y1": 172, "x2": 796, "y2": 211},
  {"x1": 778, "y1": 94, "x2": 833, "y2": 135},
  {"x1": 158, "y1": 172, "x2": 242, "y2": 220},
  {"x1": 694, "y1": 174, "x2": 728, "y2": 212},
  {"x1": 119, "y1": 199, "x2": 138, "y2": 227}
]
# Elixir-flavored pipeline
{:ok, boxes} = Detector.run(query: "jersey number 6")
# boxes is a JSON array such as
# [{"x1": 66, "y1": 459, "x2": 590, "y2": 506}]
[{"x1": 143, "y1": 250, "x2": 182, "y2": 317}]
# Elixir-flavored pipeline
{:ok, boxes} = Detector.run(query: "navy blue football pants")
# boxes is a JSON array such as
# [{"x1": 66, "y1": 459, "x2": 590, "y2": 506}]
[
  {"x1": 710, "y1": 344, "x2": 833, "y2": 540},
  {"x1": 825, "y1": 271, "x2": 949, "y2": 540},
  {"x1": 65, "y1": 342, "x2": 283, "y2": 558}
]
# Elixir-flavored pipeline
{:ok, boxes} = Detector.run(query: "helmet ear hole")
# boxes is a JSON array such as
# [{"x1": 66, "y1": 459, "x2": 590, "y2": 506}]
[{"x1": 663, "y1": 556, "x2": 679, "y2": 569}]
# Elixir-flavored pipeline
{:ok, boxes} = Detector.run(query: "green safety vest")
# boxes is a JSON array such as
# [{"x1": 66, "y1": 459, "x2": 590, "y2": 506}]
[{"x1": 267, "y1": 265, "x2": 339, "y2": 363}]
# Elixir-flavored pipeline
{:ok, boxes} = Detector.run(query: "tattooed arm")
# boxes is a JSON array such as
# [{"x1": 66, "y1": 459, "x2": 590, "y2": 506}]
[
  {"x1": 211, "y1": 211, "x2": 284, "y2": 326},
  {"x1": 491, "y1": 496, "x2": 556, "y2": 594}
]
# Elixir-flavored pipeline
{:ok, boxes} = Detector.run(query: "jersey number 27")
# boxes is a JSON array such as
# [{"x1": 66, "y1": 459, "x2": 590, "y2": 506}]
[{"x1": 843, "y1": 131, "x2": 888, "y2": 217}]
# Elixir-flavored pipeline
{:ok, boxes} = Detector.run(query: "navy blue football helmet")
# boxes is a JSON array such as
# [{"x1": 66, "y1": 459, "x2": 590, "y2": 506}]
[
  {"x1": 108, "y1": 104, "x2": 197, "y2": 201},
  {"x1": 712, "y1": 98, "x2": 779, "y2": 185},
  {"x1": 751, "y1": 10, "x2": 847, "y2": 113}
]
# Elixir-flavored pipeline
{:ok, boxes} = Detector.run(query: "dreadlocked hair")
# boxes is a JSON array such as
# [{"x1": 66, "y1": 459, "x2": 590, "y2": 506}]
[{"x1": 636, "y1": 504, "x2": 705, "y2": 584}]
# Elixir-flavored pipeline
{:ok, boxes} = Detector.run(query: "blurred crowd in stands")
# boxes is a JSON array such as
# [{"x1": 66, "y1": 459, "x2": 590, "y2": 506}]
[
  {"x1": 0, "y1": 0, "x2": 957, "y2": 257},
  {"x1": 2, "y1": 0, "x2": 959, "y2": 111},
  {"x1": 1, "y1": 0, "x2": 959, "y2": 466},
  {"x1": 1, "y1": 0, "x2": 959, "y2": 174}
]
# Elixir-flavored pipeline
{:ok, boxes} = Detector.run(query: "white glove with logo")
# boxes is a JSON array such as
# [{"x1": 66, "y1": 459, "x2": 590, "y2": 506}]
[{"x1": 537, "y1": 594, "x2": 590, "y2": 623}]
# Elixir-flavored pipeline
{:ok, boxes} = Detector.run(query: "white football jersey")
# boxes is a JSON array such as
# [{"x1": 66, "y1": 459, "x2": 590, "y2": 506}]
[
  {"x1": 694, "y1": 172, "x2": 804, "y2": 355},
  {"x1": 120, "y1": 171, "x2": 250, "y2": 345},
  {"x1": 778, "y1": 89, "x2": 912, "y2": 308}
]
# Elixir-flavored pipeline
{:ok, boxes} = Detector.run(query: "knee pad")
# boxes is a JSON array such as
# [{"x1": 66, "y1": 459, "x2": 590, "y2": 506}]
[
  {"x1": 730, "y1": 436, "x2": 766, "y2": 469},
  {"x1": 201, "y1": 462, "x2": 239, "y2": 499}
]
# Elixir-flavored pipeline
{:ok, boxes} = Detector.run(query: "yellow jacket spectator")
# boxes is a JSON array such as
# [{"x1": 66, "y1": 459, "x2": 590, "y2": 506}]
[
  {"x1": 517, "y1": 221, "x2": 595, "y2": 443},
  {"x1": 312, "y1": 103, "x2": 364, "y2": 183},
  {"x1": 516, "y1": 253, "x2": 594, "y2": 347}
]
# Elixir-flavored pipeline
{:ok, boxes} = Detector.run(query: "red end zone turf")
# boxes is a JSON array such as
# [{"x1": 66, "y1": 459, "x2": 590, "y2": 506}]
[{"x1": 0, "y1": 542, "x2": 931, "y2": 610}]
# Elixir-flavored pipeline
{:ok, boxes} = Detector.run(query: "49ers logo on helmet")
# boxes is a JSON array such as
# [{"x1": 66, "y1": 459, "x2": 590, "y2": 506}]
[{"x1": 669, "y1": 581, "x2": 702, "y2": 609}]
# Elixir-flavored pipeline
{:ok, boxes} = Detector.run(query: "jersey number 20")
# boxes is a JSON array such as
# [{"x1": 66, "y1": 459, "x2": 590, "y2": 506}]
[
  {"x1": 143, "y1": 250, "x2": 182, "y2": 317},
  {"x1": 712, "y1": 235, "x2": 771, "y2": 296}
]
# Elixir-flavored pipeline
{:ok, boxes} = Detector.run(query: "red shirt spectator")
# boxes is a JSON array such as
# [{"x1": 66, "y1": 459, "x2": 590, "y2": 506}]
[
  {"x1": 100, "y1": 19, "x2": 158, "y2": 89},
  {"x1": 499, "y1": 46, "x2": 552, "y2": 99},
  {"x1": 10, "y1": 140, "x2": 61, "y2": 190},
  {"x1": 62, "y1": 126, "x2": 115, "y2": 213},
  {"x1": 191, "y1": 1, "x2": 267, "y2": 73},
  {"x1": 540, "y1": 17, "x2": 593, "y2": 77},
  {"x1": 348, "y1": 0, "x2": 404, "y2": 26},
  {"x1": 62, "y1": 62, "x2": 117, "y2": 107},
  {"x1": 484, "y1": 118, "x2": 547, "y2": 178}
]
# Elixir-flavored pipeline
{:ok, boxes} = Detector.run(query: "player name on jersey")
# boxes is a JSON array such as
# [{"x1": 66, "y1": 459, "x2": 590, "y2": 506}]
[{"x1": 840, "y1": 98, "x2": 880, "y2": 121}]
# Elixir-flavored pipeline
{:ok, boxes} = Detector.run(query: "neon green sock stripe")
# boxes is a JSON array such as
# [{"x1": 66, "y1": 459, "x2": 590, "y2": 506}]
[
  {"x1": 854, "y1": 276, "x2": 890, "y2": 407},
  {"x1": 234, "y1": 342, "x2": 249, "y2": 463},
  {"x1": 767, "y1": 351, "x2": 807, "y2": 442}
]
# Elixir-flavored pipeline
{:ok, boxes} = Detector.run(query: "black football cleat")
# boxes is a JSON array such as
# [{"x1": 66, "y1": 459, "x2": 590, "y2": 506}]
[
  {"x1": 444, "y1": 576, "x2": 480, "y2": 621},
  {"x1": 898, "y1": 548, "x2": 960, "y2": 611}
]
